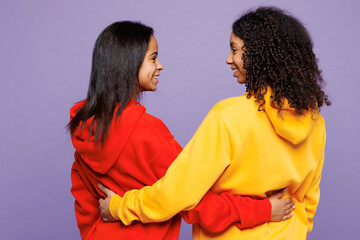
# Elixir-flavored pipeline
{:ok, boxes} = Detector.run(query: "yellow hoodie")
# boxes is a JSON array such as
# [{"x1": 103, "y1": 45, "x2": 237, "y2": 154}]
[{"x1": 110, "y1": 89, "x2": 326, "y2": 240}]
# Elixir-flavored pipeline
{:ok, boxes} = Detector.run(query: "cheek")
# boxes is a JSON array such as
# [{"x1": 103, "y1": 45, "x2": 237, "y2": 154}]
[
  {"x1": 236, "y1": 56, "x2": 243, "y2": 68},
  {"x1": 139, "y1": 70, "x2": 147, "y2": 82},
  {"x1": 141, "y1": 66, "x2": 153, "y2": 79},
  {"x1": 146, "y1": 64, "x2": 156, "y2": 76}
]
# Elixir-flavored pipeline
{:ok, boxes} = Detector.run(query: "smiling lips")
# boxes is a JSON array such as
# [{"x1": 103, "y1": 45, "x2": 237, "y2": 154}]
[
  {"x1": 153, "y1": 75, "x2": 159, "y2": 84},
  {"x1": 232, "y1": 68, "x2": 238, "y2": 77}
]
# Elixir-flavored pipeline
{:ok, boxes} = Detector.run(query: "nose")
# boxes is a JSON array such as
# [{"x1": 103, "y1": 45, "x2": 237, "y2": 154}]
[
  {"x1": 157, "y1": 60, "x2": 164, "y2": 70},
  {"x1": 226, "y1": 52, "x2": 232, "y2": 65}
]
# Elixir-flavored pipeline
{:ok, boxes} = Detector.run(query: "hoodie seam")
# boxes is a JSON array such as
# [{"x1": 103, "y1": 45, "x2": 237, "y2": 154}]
[
  {"x1": 147, "y1": 146, "x2": 172, "y2": 172},
  {"x1": 110, "y1": 110, "x2": 146, "y2": 169}
]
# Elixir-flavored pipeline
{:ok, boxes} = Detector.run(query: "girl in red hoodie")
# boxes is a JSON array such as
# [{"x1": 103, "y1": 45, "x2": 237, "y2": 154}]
[{"x1": 68, "y1": 21, "x2": 294, "y2": 240}]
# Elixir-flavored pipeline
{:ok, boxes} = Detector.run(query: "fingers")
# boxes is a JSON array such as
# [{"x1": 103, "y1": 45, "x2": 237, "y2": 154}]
[
  {"x1": 103, "y1": 217, "x2": 116, "y2": 222},
  {"x1": 285, "y1": 204, "x2": 294, "y2": 214},
  {"x1": 98, "y1": 183, "x2": 116, "y2": 199},
  {"x1": 99, "y1": 198, "x2": 111, "y2": 221},
  {"x1": 283, "y1": 198, "x2": 294, "y2": 211},
  {"x1": 269, "y1": 191, "x2": 296, "y2": 222},
  {"x1": 98, "y1": 183, "x2": 110, "y2": 196},
  {"x1": 288, "y1": 200, "x2": 295, "y2": 209},
  {"x1": 284, "y1": 198, "x2": 295, "y2": 209},
  {"x1": 284, "y1": 199, "x2": 295, "y2": 217},
  {"x1": 99, "y1": 198, "x2": 106, "y2": 210},
  {"x1": 282, "y1": 212, "x2": 294, "y2": 220}
]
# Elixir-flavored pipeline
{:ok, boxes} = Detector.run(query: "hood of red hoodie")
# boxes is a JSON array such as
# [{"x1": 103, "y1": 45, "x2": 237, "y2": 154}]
[
  {"x1": 70, "y1": 100, "x2": 146, "y2": 174},
  {"x1": 263, "y1": 88, "x2": 319, "y2": 145}
]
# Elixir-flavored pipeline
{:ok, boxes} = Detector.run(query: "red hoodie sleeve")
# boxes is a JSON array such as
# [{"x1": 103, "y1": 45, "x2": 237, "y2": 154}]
[
  {"x1": 71, "y1": 161, "x2": 100, "y2": 240},
  {"x1": 181, "y1": 192, "x2": 271, "y2": 232}
]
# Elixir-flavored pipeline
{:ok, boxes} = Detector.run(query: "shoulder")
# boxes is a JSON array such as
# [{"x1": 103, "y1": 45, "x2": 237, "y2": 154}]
[
  {"x1": 211, "y1": 94, "x2": 257, "y2": 117},
  {"x1": 212, "y1": 96, "x2": 245, "y2": 112},
  {"x1": 142, "y1": 113, "x2": 171, "y2": 134},
  {"x1": 135, "y1": 111, "x2": 175, "y2": 143},
  {"x1": 130, "y1": 111, "x2": 182, "y2": 158},
  {"x1": 122, "y1": 100, "x2": 175, "y2": 143}
]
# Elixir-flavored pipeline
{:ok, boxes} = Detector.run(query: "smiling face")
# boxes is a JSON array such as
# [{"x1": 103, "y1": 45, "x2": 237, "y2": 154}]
[
  {"x1": 138, "y1": 35, "x2": 163, "y2": 92},
  {"x1": 226, "y1": 32, "x2": 246, "y2": 84}
]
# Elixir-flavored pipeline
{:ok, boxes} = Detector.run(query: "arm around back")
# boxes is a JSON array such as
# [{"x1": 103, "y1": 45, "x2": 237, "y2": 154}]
[
  {"x1": 109, "y1": 110, "x2": 231, "y2": 225},
  {"x1": 181, "y1": 192, "x2": 271, "y2": 232}
]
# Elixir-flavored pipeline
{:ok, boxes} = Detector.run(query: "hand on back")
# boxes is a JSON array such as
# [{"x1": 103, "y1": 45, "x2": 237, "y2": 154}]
[
  {"x1": 98, "y1": 183, "x2": 116, "y2": 222},
  {"x1": 268, "y1": 188, "x2": 295, "y2": 222}
]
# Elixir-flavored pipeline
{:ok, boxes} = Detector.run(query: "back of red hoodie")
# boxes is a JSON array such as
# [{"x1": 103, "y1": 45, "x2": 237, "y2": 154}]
[{"x1": 70, "y1": 99, "x2": 182, "y2": 240}]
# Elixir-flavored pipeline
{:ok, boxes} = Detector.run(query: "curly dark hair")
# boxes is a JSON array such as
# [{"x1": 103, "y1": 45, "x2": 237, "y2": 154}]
[{"x1": 233, "y1": 7, "x2": 331, "y2": 114}]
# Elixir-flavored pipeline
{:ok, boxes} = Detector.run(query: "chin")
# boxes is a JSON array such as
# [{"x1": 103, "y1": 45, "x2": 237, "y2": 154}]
[{"x1": 140, "y1": 87, "x2": 156, "y2": 92}]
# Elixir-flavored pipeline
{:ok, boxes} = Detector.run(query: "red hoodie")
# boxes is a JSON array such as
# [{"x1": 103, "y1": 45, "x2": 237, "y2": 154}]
[{"x1": 70, "y1": 100, "x2": 271, "y2": 240}]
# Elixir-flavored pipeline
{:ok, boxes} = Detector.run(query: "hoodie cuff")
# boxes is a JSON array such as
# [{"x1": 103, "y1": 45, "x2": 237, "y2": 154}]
[
  {"x1": 109, "y1": 194, "x2": 121, "y2": 220},
  {"x1": 235, "y1": 197, "x2": 272, "y2": 229},
  {"x1": 253, "y1": 198, "x2": 272, "y2": 224}
]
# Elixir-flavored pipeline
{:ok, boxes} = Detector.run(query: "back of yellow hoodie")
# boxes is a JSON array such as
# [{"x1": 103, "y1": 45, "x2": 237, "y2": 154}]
[{"x1": 110, "y1": 90, "x2": 326, "y2": 240}]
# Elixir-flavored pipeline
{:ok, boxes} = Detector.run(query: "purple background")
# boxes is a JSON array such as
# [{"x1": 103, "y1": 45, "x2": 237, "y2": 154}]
[{"x1": 1, "y1": 0, "x2": 359, "y2": 239}]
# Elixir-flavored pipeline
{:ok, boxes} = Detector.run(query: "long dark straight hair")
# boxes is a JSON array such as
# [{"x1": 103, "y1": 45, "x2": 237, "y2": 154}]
[{"x1": 68, "y1": 21, "x2": 153, "y2": 144}]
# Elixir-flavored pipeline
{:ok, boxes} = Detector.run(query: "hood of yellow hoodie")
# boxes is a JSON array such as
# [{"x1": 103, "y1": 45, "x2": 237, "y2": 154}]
[
  {"x1": 263, "y1": 88, "x2": 318, "y2": 145},
  {"x1": 70, "y1": 100, "x2": 145, "y2": 174}
]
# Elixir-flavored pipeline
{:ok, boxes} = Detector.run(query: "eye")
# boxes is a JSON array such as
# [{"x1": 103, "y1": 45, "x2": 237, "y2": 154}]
[
  {"x1": 152, "y1": 57, "x2": 157, "y2": 62},
  {"x1": 232, "y1": 48, "x2": 237, "y2": 54}
]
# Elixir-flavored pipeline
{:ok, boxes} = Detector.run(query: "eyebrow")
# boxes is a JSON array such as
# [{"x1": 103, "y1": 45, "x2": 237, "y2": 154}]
[
  {"x1": 230, "y1": 42, "x2": 237, "y2": 48},
  {"x1": 149, "y1": 52, "x2": 158, "y2": 57}
]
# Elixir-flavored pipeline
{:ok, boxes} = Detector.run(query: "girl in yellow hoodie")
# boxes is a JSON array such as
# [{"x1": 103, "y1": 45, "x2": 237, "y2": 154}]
[{"x1": 99, "y1": 7, "x2": 331, "y2": 240}]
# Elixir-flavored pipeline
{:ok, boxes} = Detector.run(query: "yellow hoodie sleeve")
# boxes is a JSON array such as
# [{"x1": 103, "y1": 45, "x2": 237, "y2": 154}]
[
  {"x1": 304, "y1": 129, "x2": 326, "y2": 232},
  {"x1": 110, "y1": 110, "x2": 231, "y2": 225}
]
